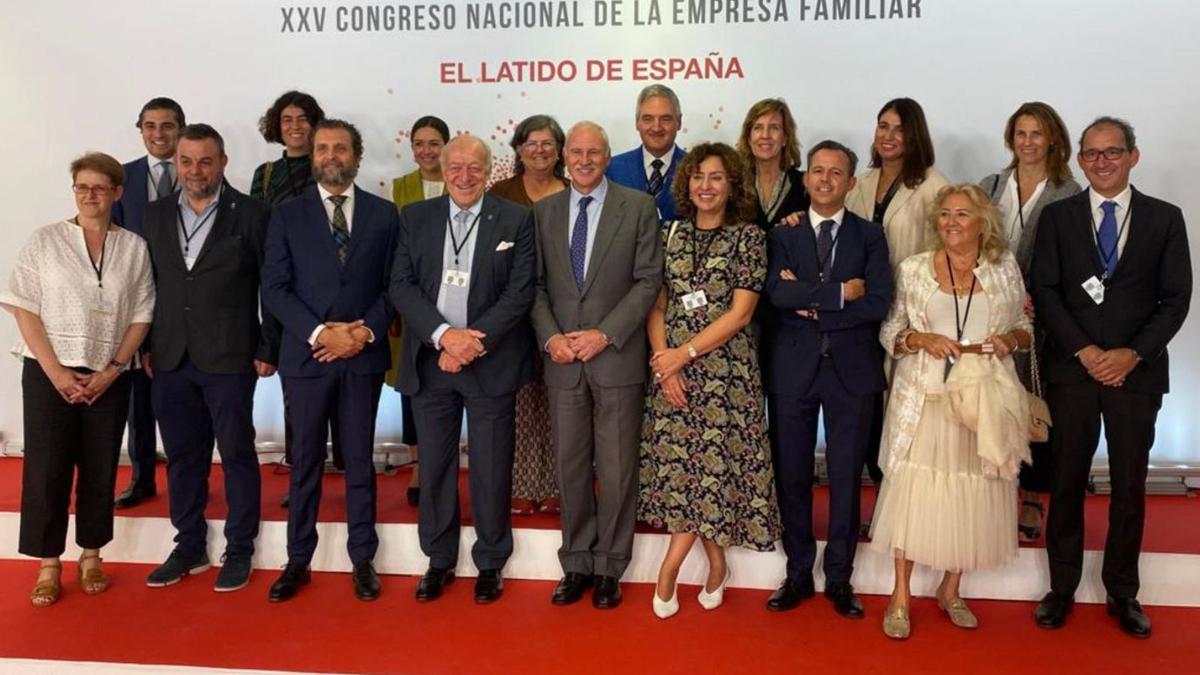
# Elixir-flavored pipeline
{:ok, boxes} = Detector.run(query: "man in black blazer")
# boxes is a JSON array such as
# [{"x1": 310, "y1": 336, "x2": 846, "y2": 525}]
[
  {"x1": 140, "y1": 124, "x2": 280, "y2": 592},
  {"x1": 1033, "y1": 117, "x2": 1192, "y2": 638},
  {"x1": 111, "y1": 96, "x2": 187, "y2": 509},
  {"x1": 389, "y1": 135, "x2": 536, "y2": 604},
  {"x1": 763, "y1": 141, "x2": 893, "y2": 618},
  {"x1": 262, "y1": 120, "x2": 399, "y2": 603}
]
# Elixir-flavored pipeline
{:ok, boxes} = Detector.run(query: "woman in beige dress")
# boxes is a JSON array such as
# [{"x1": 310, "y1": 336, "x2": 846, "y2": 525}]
[{"x1": 870, "y1": 184, "x2": 1032, "y2": 639}]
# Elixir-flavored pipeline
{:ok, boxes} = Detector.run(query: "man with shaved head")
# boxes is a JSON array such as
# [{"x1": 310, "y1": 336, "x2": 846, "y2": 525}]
[{"x1": 389, "y1": 134, "x2": 537, "y2": 604}]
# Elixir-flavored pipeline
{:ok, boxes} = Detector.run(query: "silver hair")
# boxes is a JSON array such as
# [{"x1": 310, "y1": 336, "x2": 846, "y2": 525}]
[
  {"x1": 440, "y1": 133, "x2": 493, "y2": 172},
  {"x1": 635, "y1": 84, "x2": 681, "y2": 119},
  {"x1": 565, "y1": 121, "x2": 611, "y2": 157}
]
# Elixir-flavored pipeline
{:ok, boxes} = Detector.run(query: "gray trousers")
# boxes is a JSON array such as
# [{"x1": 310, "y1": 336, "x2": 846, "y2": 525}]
[{"x1": 548, "y1": 370, "x2": 643, "y2": 579}]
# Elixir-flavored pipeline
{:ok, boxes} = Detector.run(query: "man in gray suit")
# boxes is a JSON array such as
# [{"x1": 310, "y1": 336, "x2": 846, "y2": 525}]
[{"x1": 531, "y1": 121, "x2": 663, "y2": 609}]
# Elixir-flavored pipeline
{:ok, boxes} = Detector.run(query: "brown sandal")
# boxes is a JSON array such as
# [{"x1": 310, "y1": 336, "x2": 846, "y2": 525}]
[
  {"x1": 31, "y1": 560, "x2": 62, "y2": 607},
  {"x1": 78, "y1": 552, "x2": 110, "y2": 595}
]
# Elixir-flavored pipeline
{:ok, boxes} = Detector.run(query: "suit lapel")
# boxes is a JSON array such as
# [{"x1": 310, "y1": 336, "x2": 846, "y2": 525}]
[
  {"x1": 190, "y1": 187, "x2": 233, "y2": 270},
  {"x1": 581, "y1": 187, "x2": 624, "y2": 295},
  {"x1": 1075, "y1": 190, "x2": 1106, "y2": 279},
  {"x1": 468, "y1": 196, "x2": 502, "y2": 313},
  {"x1": 342, "y1": 185, "x2": 369, "y2": 267},
  {"x1": 303, "y1": 189, "x2": 342, "y2": 268},
  {"x1": 885, "y1": 182, "x2": 916, "y2": 229},
  {"x1": 1110, "y1": 187, "x2": 1146, "y2": 280},
  {"x1": 545, "y1": 191, "x2": 576, "y2": 297},
  {"x1": 421, "y1": 197, "x2": 450, "y2": 299},
  {"x1": 829, "y1": 214, "x2": 857, "y2": 281}
]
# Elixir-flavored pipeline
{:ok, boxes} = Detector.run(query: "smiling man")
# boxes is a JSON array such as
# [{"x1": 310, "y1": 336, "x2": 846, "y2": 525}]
[
  {"x1": 606, "y1": 84, "x2": 687, "y2": 223},
  {"x1": 1032, "y1": 117, "x2": 1192, "y2": 638},
  {"x1": 388, "y1": 134, "x2": 536, "y2": 605}
]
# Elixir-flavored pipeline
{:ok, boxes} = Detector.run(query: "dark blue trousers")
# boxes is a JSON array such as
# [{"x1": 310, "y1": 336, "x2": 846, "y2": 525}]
[
  {"x1": 770, "y1": 357, "x2": 873, "y2": 585},
  {"x1": 152, "y1": 360, "x2": 260, "y2": 557},
  {"x1": 283, "y1": 367, "x2": 383, "y2": 566},
  {"x1": 126, "y1": 366, "x2": 158, "y2": 487}
]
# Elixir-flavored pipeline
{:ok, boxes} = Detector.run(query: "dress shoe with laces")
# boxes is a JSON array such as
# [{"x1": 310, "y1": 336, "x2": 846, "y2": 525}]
[
  {"x1": 766, "y1": 576, "x2": 815, "y2": 612},
  {"x1": 114, "y1": 482, "x2": 156, "y2": 509},
  {"x1": 353, "y1": 561, "x2": 381, "y2": 601},
  {"x1": 551, "y1": 572, "x2": 592, "y2": 605},
  {"x1": 268, "y1": 562, "x2": 311, "y2": 602},
  {"x1": 415, "y1": 566, "x2": 455, "y2": 602},
  {"x1": 825, "y1": 582, "x2": 865, "y2": 619},
  {"x1": 1035, "y1": 591, "x2": 1074, "y2": 629},
  {"x1": 1107, "y1": 596, "x2": 1151, "y2": 638},
  {"x1": 214, "y1": 554, "x2": 252, "y2": 592},
  {"x1": 592, "y1": 575, "x2": 622, "y2": 609},
  {"x1": 475, "y1": 569, "x2": 504, "y2": 604}
]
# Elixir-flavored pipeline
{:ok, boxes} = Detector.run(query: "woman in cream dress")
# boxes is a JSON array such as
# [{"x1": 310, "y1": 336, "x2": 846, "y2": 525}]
[{"x1": 870, "y1": 184, "x2": 1032, "y2": 639}]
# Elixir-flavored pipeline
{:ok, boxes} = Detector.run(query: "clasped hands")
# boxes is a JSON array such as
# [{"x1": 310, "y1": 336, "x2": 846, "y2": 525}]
[
  {"x1": 546, "y1": 329, "x2": 608, "y2": 365},
  {"x1": 437, "y1": 327, "x2": 488, "y2": 373},
  {"x1": 650, "y1": 347, "x2": 691, "y2": 410},
  {"x1": 905, "y1": 332, "x2": 1019, "y2": 360},
  {"x1": 778, "y1": 268, "x2": 866, "y2": 320},
  {"x1": 1078, "y1": 345, "x2": 1138, "y2": 387},
  {"x1": 313, "y1": 320, "x2": 372, "y2": 363},
  {"x1": 49, "y1": 364, "x2": 118, "y2": 405}
]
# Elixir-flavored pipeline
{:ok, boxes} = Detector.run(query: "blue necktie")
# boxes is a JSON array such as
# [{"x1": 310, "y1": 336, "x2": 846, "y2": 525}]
[
  {"x1": 570, "y1": 196, "x2": 593, "y2": 289},
  {"x1": 1098, "y1": 200, "x2": 1118, "y2": 278},
  {"x1": 647, "y1": 158, "x2": 665, "y2": 196}
]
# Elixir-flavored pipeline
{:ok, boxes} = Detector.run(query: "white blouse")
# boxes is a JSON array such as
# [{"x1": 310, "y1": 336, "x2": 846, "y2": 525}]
[
  {"x1": 0, "y1": 220, "x2": 155, "y2": 371},
  {"x1": 996, "y1": 173, "x2": 1046, "y2": 251}
]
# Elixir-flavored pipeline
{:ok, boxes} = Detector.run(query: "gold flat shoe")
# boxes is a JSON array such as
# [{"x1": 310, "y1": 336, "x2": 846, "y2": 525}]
[
  {"x1": 938, "y1": 596, "x2": 978, "y2": 629},
  {"x1": 31, "y1": 561, "x2": 63, "y2": 607},
  {"x1": 78, "y1": 553, "x2": 110, "y2": 596},
  {"x1": 882, "y1": 605, "x2": 911, "y2": 639}
]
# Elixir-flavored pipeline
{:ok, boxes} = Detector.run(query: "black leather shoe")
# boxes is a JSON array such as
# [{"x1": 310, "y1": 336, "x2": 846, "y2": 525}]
[
  {"x1": 551, "y1": 572, "x2": 592, "y2": 606},
  {"x1": 1107, "y1": 596, "x2": 1151, "y2": 638},
  {"x1": 353, "y1": 561, "x2": 381, "y2": 601},
  {"x1": 268, "y1": 563, "x2": 311, "y2": 603},
  {"x1": 415, "y1": 566, "x2": 455, "y2": 602},
  {"x1": 1035, "y1": 591, "x2": 1074, "y2": 629},
  {"x1": 114, "y1": 482, "x2": 156, "y2": 509},
  {"x1": 592, "y1": 575, "x2": 622, "y2": 609},
  {"x1": 766, "y1": 577, "x2": 816, "y2": 612},
  {"x1": 475, "y1": 569, "x2": 504, "y2": 604},
  {"x1": 824, "y1": 582, "x2": 865, "y2": 619}
]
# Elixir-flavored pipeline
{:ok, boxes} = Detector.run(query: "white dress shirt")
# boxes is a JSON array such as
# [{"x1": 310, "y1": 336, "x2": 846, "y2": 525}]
[
  {"x1": 642, "y1": 147, "x2": 675, "y2": 181},
  {"x1": 1088, "y1": 185, "x2": 1132, "y2": 258},
  {"x1": 147, "y1": 156, "x2": 175, "y2": 200},
  {"x1": 432, "y1": 196, "x2": 484, "y2": 349},
  {"x1": 568, "y1": 178, "x2": 608, "y2": 279},
  {"x1": 308, "y1": 184, "x2": 373, "y2": 346}
]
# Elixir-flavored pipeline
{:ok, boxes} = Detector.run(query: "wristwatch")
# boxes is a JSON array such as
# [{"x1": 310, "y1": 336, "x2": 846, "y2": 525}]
[{"x1": 108, "y1": 359, "x2": 128, "y2": 373}]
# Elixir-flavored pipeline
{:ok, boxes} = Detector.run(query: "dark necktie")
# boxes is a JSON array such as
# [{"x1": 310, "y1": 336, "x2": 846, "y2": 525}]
[
  {"x1": 156, "y1": 161, "x2": 173, "y2": 198},
  {"x1": 570, "y1": 196, "x2": 593, "y2": 289},
  {"x1": 817, "y1": 219, "x2": 836, "y2": 353},
  {"x1": 329, "y1": 195, "x2": 350, "y2": 264},
  {"x1": 1098, "y1": 200, "x2": 1118, "y2": 278},
  {"x1": 647, "y1": 158, "x2": 665, "y2": 196}
]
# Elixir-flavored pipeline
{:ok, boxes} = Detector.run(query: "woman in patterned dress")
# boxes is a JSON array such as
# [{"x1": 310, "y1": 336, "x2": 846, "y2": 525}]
[{"x1": 639, "y1": 142, "x2": 780, "y2": 619}]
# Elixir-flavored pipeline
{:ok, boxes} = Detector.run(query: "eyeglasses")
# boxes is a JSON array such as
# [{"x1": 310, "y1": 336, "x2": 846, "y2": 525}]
[
  {"x1": 1079, "y1": 147, "x2": 1128, "y2": 162},
  {"x1": 521, "y1": 140, "x2": 557, "y2": 152},
  {"x1": 72, "y1": 184, "x2": 113, "y2": 195}
]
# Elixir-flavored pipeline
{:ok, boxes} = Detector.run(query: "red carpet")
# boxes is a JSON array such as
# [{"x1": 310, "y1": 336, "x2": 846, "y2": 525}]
[
  {"x1": 0, "y1": 457, "x2": 1196, "y2": 553},
  {"x1": 0, "y1": 560, "x2": 1196, "y2": 674}
]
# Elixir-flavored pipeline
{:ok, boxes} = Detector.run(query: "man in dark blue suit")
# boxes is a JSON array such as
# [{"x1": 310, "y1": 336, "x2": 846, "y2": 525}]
[
  {"x1": 604, "y1": 83, "x2": 687, "y2": 223},
  {"x1": 111, "y1": 96, "x2": 186, "y2": 509},
  {"x1": 389, "y1": 135, "x2": 536, "y2": 604},
  {"x1": 763, "y1": 140, "x2": 892, "y2": 618},
  {"x1": 261, "y1": 120, "x2": 399, "y2": 603}
]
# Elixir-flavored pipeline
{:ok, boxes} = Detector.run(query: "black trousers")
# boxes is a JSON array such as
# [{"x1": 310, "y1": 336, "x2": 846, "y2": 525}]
[
  {"x1": 125, "y1": 366, "x2": 158, "y2": 487},
  {"x1": 282, "y1": 380, "x2": 344, "y2": 469},
  {"x1": 1046, "y1": 380, "x2": 1161, "y2": 599},
  {"x1": 19, "y1": 359, "x2": 130, "y2": 558}
]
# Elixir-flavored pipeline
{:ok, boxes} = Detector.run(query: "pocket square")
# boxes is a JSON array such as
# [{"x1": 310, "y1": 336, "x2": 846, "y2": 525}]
[{"x1": 496, "y1": 241, "x2": 514, "y2": 251}]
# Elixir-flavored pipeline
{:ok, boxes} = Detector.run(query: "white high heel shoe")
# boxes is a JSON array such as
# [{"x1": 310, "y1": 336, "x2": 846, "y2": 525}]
[
  {"x1": 652, "y1": 583, "x2": 679, "y2": 619},
  {"x1": 697, "y1": 570, "x2": 731, "y2": 610}
]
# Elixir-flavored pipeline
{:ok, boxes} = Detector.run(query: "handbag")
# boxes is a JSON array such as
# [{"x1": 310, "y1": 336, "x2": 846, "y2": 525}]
[{"x1": 1027, "y1": 337, "x2": 1052, "y2": 442}]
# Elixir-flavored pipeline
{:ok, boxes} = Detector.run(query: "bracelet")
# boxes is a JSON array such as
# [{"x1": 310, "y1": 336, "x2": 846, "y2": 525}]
[
  {"x1": 897, "y1": 330, "x2": 917, "y2": 354},
  {"x1": 108, "y1": 359, "x2": 127, "y2": 372},
  {"x1": 685, "y1": 343, "x2": 698, "y2": 360}
]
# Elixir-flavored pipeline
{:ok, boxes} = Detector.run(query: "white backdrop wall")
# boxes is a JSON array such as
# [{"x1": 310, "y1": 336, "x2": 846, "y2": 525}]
[{"x1": 1, "y1": 0, "x2": 1197, "y2": 461}]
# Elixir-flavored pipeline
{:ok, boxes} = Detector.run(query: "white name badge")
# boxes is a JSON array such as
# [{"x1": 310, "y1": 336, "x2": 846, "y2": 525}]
[
  {"x1": 442, "y1": 269, "x2": 470, "y2": 288},
  {"x1": 681, "y1": 290, "x2": 708, "y2": 311},
  {"x1": 91, "y1": 287, "x2": 114, "y2": 315},
  {"x1": 1082, "y1": 275, "x2": 1105, "y2": 305}
]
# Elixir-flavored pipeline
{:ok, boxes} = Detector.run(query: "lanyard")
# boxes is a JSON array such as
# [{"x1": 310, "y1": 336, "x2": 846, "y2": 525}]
[
  {"x1": 945, "y1": 252, "x2": 979, "y2": 380},
  {"x1": 177, "y1": 201, "x2": 219, "y2": 256},
  {"x1": 447, "y1": 211, "x2": 481, "y2": 266},
  {"x1": 1088, "y1": 201, "x2": 1132, "y2": 280},
  {"x1": 1011, "y1": 178, "x2": 1027, "y2": 240},
  {"x1": 78, "y1": 220, "x2": 109, "y2": 288}
]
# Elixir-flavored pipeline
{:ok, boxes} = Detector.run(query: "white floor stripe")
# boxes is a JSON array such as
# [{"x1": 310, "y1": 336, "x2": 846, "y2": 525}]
[
  {"x1": 2, "y1": 511, "x2": 1198, "y2": 606},
  {"x1": 0, "y1": 658, "x2": 344, "y2": 674}
]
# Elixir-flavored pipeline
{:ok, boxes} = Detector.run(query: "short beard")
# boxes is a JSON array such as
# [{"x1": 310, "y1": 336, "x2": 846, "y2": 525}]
[
  {"x1": 184, "y1": 178, "x2": 220, "y2": 200},
  {"x1": 315, "y1": 161, "x2": 358, "y2": 189}
]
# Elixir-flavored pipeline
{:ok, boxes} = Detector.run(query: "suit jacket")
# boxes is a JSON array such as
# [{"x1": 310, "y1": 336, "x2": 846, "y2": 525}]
[
  {"x1": 262, "y1": 185, "x2": 400, "y2": 378},
  {"x1": 111, "y1": 157, "x2": 152, "y2": 237},
  {"x1": 389, "y1": 193, "x2": 536, "y2": 397},
  {"x1": 980, "y1": 169, "x2": 1082, "y2": 280},
  {"x1": 142, "y1": 186, "x2": 280, "y2": 373},
  {"x1": 765, "y1": 210, "x2": 893, "y2": 396},
  {"x1": 845, "y1": 167, "x2": 950, "y2": 269},
  {"x1": 1031, "y1": 187, "x2": 1192, "y2": 394},
  {"x1": 530, "y1": 181, "x2": 663, "y2": 389},
  {"x1": 605, "y1": 145, "x2": 687, "y2": 223}
]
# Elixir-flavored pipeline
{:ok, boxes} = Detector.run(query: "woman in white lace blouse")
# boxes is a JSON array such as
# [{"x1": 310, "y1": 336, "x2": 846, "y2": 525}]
[{"x1": 0, "y1": 153, "x2": 154, "y2": 607}]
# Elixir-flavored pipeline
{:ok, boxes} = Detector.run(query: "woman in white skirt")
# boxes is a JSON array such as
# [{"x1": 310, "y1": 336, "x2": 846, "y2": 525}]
[{"x1": 871, "y1": 184, "x2": 1032, "y2": 638}]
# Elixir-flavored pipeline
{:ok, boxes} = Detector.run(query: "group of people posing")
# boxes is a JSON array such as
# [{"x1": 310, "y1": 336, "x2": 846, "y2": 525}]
[{"x1": 2, "y1": 84, "x2": 1190, "y2": 642}]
